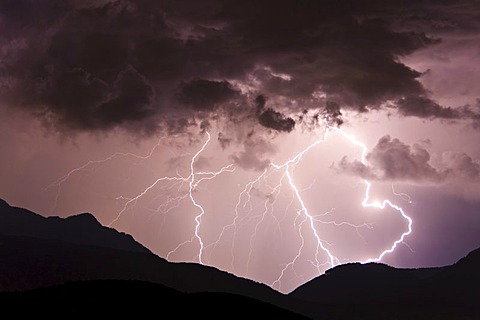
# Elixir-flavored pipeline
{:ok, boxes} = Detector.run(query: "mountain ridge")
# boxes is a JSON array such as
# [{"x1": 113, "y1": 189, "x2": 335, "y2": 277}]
[
  {"x1": 0, "y1": 199, "x2": 149, "y2": 254},
  {"x1": 1, "y1": 197, "x2": 479, "y2": 319},
  {"x1": 0, "y1": 198, "x2": 307, "y2": 317}
]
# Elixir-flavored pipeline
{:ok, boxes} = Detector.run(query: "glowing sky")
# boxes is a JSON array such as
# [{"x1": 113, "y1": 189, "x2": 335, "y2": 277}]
[{"x1": 1, "y1": 0, "x2": 480, "y2": 294}]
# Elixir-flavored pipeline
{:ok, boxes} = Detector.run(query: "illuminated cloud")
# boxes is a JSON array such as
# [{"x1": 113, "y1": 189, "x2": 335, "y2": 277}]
[
  {"x1": 229, "y1": 134, "x2": 276, "y2": 171},
  {"x1": 442, "y1": 152, "x2": 480, "y2": 182},
  {"x1": 339, "y1": 135, "x2": 480, "y2": 183}
]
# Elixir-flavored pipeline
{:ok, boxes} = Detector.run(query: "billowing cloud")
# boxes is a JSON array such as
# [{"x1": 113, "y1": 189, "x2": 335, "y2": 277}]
[
  {"x1": 1, "y1": 0, "x2": 479, "y2": 137},
  {"x1": 395, "y1": 96, "x2": 462, "y2": 120},
  {"x1": 255, "y1": 95, "x2": 295, "y2": 133},
  {"x1": 323, "y1": 101, "x2": 344, "y2": 127},
  {"x1": 442, "y1": 152, "x2": 480, "y2": 182},
  {"x1": 229, "y1": 134, "x2": 276, "y2": 171},
  {"x1": 338, "y1": 135, "x2": 480, "y2": 183},
  {"x1": 176, "y1": 79, "x2": 240, "y2": 111}
]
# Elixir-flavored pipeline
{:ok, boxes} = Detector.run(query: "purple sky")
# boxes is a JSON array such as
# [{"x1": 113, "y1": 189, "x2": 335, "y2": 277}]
[{"x1": 1, "y1": 0, "x2": 480, "y2": 294}]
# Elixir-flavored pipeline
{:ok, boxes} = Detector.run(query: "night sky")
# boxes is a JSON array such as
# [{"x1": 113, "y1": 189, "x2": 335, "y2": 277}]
[{"x1": 1, "y1": 0, "x2": 480, "y2": 294}]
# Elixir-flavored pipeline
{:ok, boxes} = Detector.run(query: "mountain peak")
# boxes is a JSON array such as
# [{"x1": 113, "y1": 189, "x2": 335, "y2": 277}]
[
  {"x1": 0, "y1": 198, "x2": 149, "y2": 254},
  {"x1": 64, "y1": 212, "x2": 101, "y2": 225}
]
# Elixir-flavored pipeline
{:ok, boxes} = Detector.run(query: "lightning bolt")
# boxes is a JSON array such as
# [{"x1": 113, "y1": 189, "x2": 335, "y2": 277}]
[
  {"x1": 269, "y1": 128, "x2": 339, "y2": 276},
  {"x1": 45, "y1": 120, "x2": 413, "y2": 294},
  {"x1": 331, "y1": 127, "x2": 413, "y2": 263},
  {"x1": 44, "y1": 138, "x2": 164, "y2": 214},
  {"x1": 230, "y1": 123, "x2": 413, "y2": 291},
  {"x1": 105, "y1": 131, "x2": 235, "y2": 264},
  {"x1": 44, "y1": 132, "x2": 235, "y2": 265},
  {"x1": 392, "y1": 184, "x2": 413, "y2": 204}
]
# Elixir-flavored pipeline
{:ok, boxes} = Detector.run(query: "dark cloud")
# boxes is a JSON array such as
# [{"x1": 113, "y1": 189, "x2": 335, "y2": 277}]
[
  {"x1": 338, "y1": 135, "x2": 480, "y2": 183},
  {"x1": 176, "y1": 79, "x2": 240, "y2": 111},
  {"x1": 1, "y1": 0, "x2": 479, "y2": 136},
  {"x1": 323, "y1": 101, "x2": 344, "y2": 127},
  {"x1": 395, "y1": 95, "x2": 461, "y2": 119},
  {"x1": 94, "y1": 66, "x2": 155, "y2": 127},
  {"x1": 43, "y1": 68, "x2": 109, "y2": 124},
  {"x1": 0, "y1": 0, "x2": 70, "y2": 35},
  {"x1": 257, "y1": 109, "x2": 295, "y2": 132},
  {"x1": 255, "y1": 95, "x2": 295, "y2": 133},
  {"x1": 461, "y1": 99, "x2": 480, "y2": 130},
  {"x1": 17, "y1": 64, "x2": 155, "y2": 133}
]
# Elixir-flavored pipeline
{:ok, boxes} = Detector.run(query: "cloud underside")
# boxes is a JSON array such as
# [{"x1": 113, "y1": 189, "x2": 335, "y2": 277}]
[
  {"x1": 339, "y1": 135, "x2": 480, "y2": 184},
  {"x1": 1, "y1": 0, "x2": 479, "y2": 137}
]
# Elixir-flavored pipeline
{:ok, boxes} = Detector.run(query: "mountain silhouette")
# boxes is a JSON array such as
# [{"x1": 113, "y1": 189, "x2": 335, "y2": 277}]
[
  {"x1": 0, "y1": 199, "x2": 148, "y2": 253},
  {"x1": 1, "y1": 198, "x2": 479, "y2": 319},
  {"x1": 289, "y1": 248, "x2": 480, "y2": 319},
  {"x1": 0, "y1": 279, "x2": 311, "y2": 319},
  {"x1": 0, "y1": 198, "x2": 308, "y2": 317}
]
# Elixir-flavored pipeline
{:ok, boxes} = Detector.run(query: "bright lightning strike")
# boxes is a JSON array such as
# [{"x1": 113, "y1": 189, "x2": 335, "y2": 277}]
[
  {"x1": 105, "y1": 131, "x2": 235, "y2": 264},
  {"x1": 45, "y1": 121, "x2": 413, "y2": 294},
  {"x1": 262, "y1": 124, "x2": 413, "y2": 291},
  {"x1": 331, "y1": 127, "x2": 413, "y2": 263}
]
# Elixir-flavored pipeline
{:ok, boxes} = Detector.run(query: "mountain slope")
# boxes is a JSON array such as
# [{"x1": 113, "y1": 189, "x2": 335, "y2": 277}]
[
  {"x1": 1, "y1": 198, "x2": 479, "y2": 320},
  {"x1": 290, "y1": 249, "x2": 480, "y2": 319},
  {"x1": 0, "y1": 199, "x2": 149, "y2": 253},
  {"x1": 0, "y1": 279, "x2": 310, "y2": 319},
  {"x1": 0, "y1": 198, "x2": 311, "y2": 318}
]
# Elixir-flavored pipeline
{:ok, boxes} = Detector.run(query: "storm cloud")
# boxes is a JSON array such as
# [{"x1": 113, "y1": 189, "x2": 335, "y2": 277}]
[
  {"x1": 255, "y1": 95, "x2": 295, "y2": 133},
  {"x1": 395, "y1": 96, "x2": 462, "y2": 120},
  {"x1": 1, "y1": 0, "x2": 479, "y2": 136},
  {"x1": 176, "y1": 79, "x2": 240, "y2": 111},
  {"x1": 339, "y1": 135, "x2": 480, "y2": 183},
  {"x1": 229, "y1": 134, "x2": 276, "y2": 171}
]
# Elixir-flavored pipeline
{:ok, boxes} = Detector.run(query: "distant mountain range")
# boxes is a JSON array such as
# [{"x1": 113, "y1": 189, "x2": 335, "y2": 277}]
[{"x1": 1, "y1": 198, "x2": 478, "y2": 319}]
